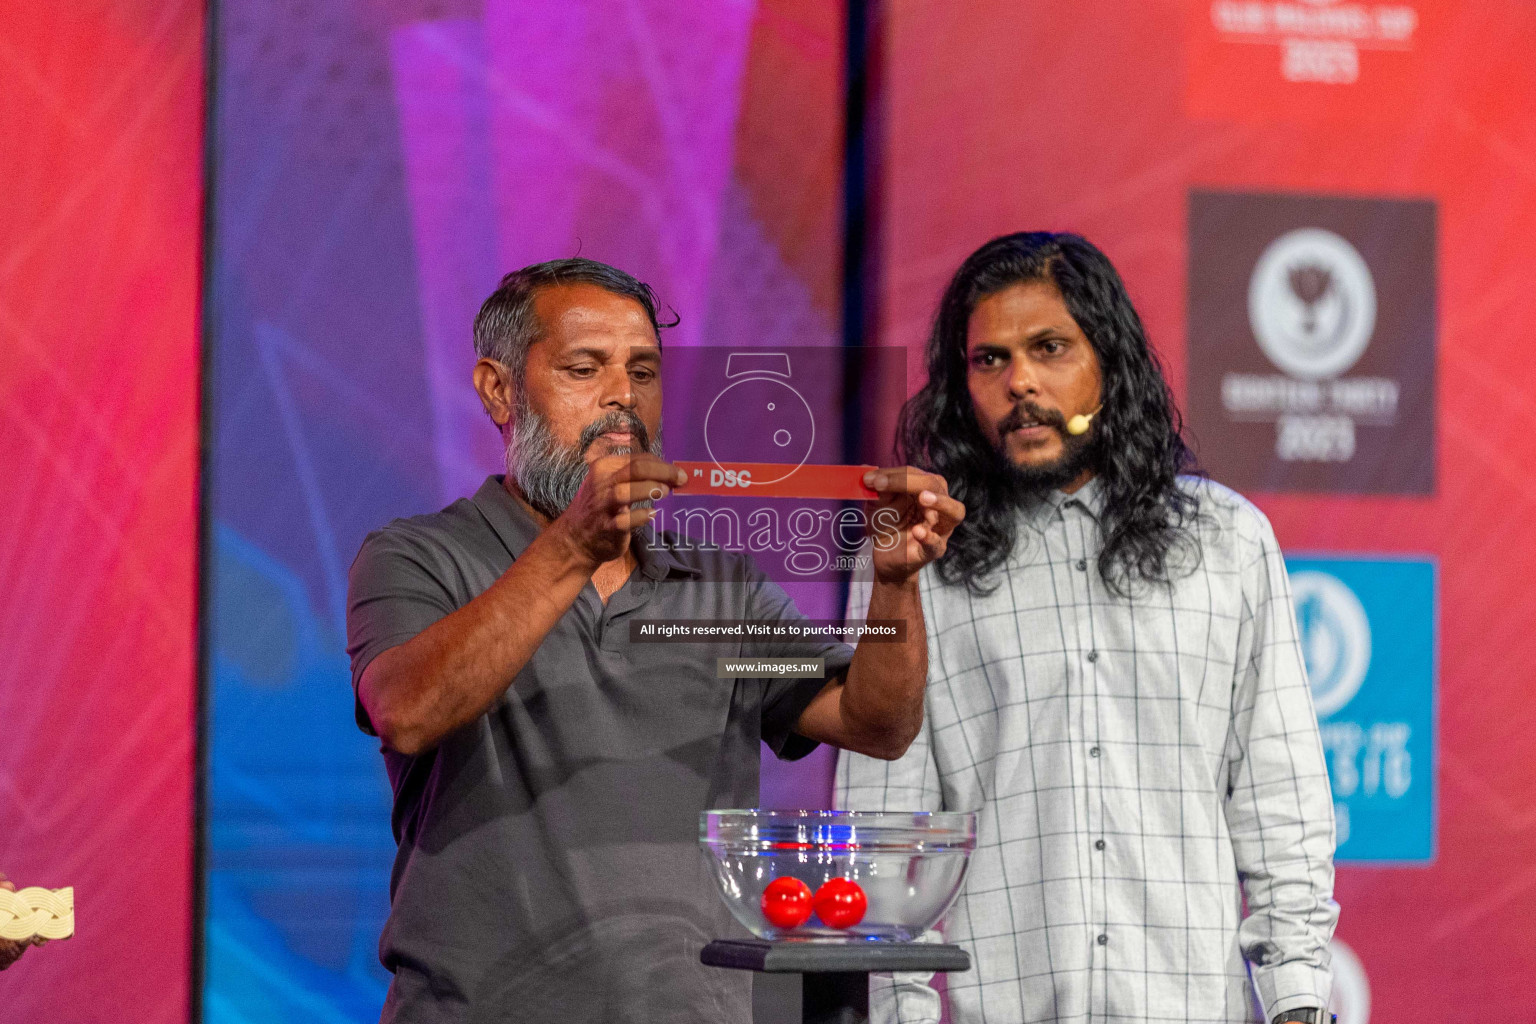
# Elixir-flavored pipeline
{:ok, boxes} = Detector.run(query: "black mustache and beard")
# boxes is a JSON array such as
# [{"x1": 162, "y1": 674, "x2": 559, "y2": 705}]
[
  {"x1": 995, "y1": 399, "x2": 1097, "y2": 496},
  {"x1": 506, "y1": 403, "x2": 664, "y2": 522}
]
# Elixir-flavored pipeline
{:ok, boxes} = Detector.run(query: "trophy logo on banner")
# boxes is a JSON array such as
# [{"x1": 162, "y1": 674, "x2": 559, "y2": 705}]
[
  {"x1": 1240, "y1": 227, "x2": 1386, "y2": 465},
  {"x1": 1249, "y1": 228, "x2": 1376, "y2": 381},
  {"x1": 1187, "y1": 189, "x2": 1436, "y2": 494}
]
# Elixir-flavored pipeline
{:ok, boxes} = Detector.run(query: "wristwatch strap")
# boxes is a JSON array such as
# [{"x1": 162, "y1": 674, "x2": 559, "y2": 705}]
[{"x1": 1272, "y1": 1010, "x2": 1318, "y2": 1024}]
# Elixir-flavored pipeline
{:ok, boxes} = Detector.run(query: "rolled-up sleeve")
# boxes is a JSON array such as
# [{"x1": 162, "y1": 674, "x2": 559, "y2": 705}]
[{"x1": 1225, "y1": 508, "x2": 1340, "y2": 1020}]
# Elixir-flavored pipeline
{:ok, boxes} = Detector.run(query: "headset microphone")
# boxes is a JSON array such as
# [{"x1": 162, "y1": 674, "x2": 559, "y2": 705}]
[{"x1": 1066, "y1": 406, "x2": 1102, "y2": 436}]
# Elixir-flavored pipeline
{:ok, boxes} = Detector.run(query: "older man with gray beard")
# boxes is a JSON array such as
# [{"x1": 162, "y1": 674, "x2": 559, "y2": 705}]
[{"x1": 345, "y1": 258, "x2": 965, "y2": 1024}]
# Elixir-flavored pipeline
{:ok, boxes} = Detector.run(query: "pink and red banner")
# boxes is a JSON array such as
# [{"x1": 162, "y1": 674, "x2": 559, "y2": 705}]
[{"x1": 0, "y1": 2, "x2": 203, "y2": 1020}]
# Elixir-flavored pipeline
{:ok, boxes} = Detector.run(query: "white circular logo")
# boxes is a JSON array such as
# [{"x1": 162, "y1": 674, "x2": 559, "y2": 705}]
[
  {"x1": 1291, "y1": 570, "x2": 1371, "y2": 718},
  {"x1": 704, "y1": 353, "x2": 817, "y2": 486},
  {"x1": 1248, "y1": 228, "x2": 1376, "y2": 380},
  {"x1": 1329, "y1": 937, "x2": 1372, "y2": 1024}
]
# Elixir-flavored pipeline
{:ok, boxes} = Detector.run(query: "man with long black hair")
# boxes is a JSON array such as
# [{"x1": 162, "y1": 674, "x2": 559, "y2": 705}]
[{"x1": 838, "y1": 233, "x2": 1337, "y2": 1024}]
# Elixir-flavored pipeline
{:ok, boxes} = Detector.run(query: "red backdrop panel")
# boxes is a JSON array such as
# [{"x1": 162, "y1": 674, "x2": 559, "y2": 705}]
[
  {"x1": 879, "y1": 1, "x2": 1536, "y2": 1017},
  {"x1": 0, "y1": 2, "x2": 203, "y2": 1021}
]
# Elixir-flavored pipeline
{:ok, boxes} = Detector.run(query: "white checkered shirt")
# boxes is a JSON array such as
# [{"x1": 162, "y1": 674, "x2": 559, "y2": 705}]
[{"x1": 837, "y1": 477, "x2": 1337, "y2": 1024}]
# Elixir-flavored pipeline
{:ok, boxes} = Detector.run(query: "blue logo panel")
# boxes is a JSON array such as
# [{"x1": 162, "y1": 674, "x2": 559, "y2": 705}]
[{"x1": 1285, "y1": 556, "x2": 1436, "y2": 863}]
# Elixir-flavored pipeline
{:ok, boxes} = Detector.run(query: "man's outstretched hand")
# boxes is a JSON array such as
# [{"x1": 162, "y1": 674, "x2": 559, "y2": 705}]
[{"x1": 863, "y1": 467, "x2": 965, "y2": 585}]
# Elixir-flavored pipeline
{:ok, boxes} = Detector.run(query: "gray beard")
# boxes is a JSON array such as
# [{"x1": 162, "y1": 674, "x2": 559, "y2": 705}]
[{"x1": 505, "y1": 405, "x2": 664, "y2": 521}]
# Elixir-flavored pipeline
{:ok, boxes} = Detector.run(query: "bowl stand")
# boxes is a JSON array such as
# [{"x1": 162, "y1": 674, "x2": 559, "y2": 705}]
[{"x1": 701, "y1": 938, "x2": 970, "y2": 1024}]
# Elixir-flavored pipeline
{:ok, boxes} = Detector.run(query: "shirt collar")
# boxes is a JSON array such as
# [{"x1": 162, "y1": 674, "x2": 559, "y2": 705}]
[
  {"x1": 470, "y1": 475, "x2": 700, "y2": 580},
  {"x1": 471, "y1": 476, "x2": 540, "y2": 558},
  {"x1": 1057, "y1": 474, "x2": 1105, "y2": 520},
  {"x1": 1023, "y1": 474, "x2": 1106, "y2": 527},
  {"x1": 634, "y1": 524, "x2": 702, "y2": 580}
]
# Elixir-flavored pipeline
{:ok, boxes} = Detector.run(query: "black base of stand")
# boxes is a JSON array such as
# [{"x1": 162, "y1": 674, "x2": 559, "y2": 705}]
[{"x1": 702, "y1": 939, "x2": 971, "y2": 1024}]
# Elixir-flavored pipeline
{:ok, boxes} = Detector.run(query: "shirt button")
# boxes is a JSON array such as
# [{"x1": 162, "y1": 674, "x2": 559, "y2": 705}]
[
  {"x1": 1097, "y1": 933, "x2": 1109, "y2": 945},
  {"x1": 1075, "y1": 558, "x2": 1087, "y2": 571},
  {"x1": 1089, "y1": 745, "x2": 1101, "y2": 757},
  {"x1": 1094, "y1": 839, "x2": 1106, "y2": 851},
  {"x1": 1086, "y1": 650, "x2": 1098, "y2": 662}
]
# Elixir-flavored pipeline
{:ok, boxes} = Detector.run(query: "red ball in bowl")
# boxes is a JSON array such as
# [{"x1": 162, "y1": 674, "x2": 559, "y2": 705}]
[
  {"x1": 760, "y1": 876, "x2": 813, "y2": 928},
  {"x1": 813, "y1": 878, "x2": 868, "y2": 929}
]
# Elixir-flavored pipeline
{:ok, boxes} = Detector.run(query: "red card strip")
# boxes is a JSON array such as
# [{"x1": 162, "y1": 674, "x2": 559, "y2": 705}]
[{"x1": 674, "y1": 462, "x2": 880, "y2": 500}]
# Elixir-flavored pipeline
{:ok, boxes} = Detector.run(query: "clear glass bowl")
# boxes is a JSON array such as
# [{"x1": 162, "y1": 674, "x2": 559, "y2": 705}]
[{"x1": 701, "y1": 809, "x2": 977, "y2": 942}]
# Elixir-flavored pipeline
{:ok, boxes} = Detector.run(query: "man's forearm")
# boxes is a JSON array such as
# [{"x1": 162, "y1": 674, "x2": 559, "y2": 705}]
[
  {"x1": 837, "y1": 578, "x2": 927, "y2": 759},
  {"x1": 359, "y1": 522, "x2": 597, "y2": 755}
]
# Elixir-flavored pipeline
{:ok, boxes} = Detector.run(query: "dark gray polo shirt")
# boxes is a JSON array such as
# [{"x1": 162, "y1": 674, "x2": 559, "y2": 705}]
[{"x1": 346, "y1": 476, "x2": 853, "y2": 1024}]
